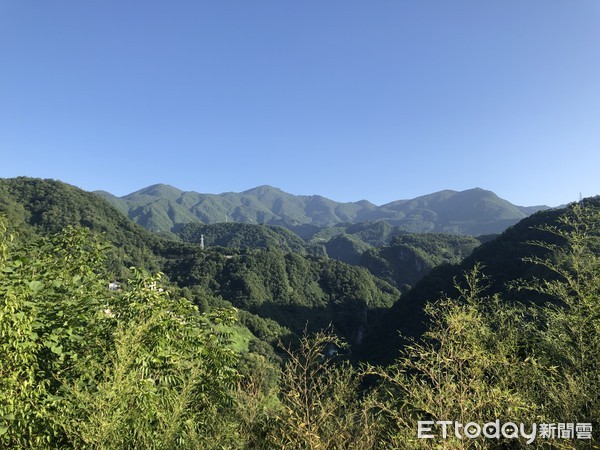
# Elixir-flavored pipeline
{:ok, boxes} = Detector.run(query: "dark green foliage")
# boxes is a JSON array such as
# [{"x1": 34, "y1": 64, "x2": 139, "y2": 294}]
[
  {"x1": 0, "y1": 220, "x2": 239, "y2": 449},
  {"x1": 308, "y1": 224, "x2": 348, "y2": 244},
  {"x1": 368, "y1": 202, "x2": 600, "y2": 447},
  {"x1": 324, "y1": 233, "x2": 373, "y2": 265},
  {"x1": 313, "y1": 222, "x2": 480, "y2": 269},
  {"x1": 510, "y1": 202, "x2": 600, "y2": 431},
  {"x1": 345, "y1": 220, "x2": 395, "y2": 246},
  {"x1": 237, "y1": 309, "x2": 292, "y2": 346},
  {"x1": 287, "y1": 223, "x2": 323, "y2": 240}
]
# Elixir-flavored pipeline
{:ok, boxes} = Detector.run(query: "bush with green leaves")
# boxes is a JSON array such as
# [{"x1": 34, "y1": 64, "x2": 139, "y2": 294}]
[
  {"x1": 368, "y1": 266, "x2": 541, "y2": 449},
  {"x1": 0, "y1": 218, "x2": 239, "y2": 449},
  {"x1": 0, "y1": 223, "x2": 113, "y2": 448},
  {"x1": 265, "y1": 332, "x2": 381, "y2": 450}
]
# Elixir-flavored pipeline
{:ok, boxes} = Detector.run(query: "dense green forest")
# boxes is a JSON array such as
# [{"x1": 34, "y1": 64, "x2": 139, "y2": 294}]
[
  {"x1": 176, "y1": 222, "x2": 310, "y2": 254},
  {"x1": 360, "y1": 202, "x2": 581, "y2": 364},
  {"x1": 164, "y1": 246, "x2": 399, "y2": 346},
  {"x1": 360, "y1": 233, "x2": 482, "y2": 289},
  {"x1": 1, "y1": 177, "x2": 598, "y2": 448}
]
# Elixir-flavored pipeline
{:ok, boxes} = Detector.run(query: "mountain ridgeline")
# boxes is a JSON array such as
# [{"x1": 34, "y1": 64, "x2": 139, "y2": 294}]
[
  {"x1": 0, "y1": 177, "x2": 163, "y2": 273},
  {"x1": 97, "y1": 183, "x2": 548, "y2": 236}
]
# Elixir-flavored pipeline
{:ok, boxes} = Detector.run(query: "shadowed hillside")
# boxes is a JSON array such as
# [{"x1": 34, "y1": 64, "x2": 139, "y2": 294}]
[{"x1": 360, "y1": 199, "x2": 598, "y2": 365}]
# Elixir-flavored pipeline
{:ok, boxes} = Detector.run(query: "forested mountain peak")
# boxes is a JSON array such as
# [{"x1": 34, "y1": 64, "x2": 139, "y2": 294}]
[
  {"x1": 124, "y1": 183, "x2": 185, "y2": 200},
  {"x1": 384, "y1": 187, "x2": 515, "y2": 210},
  {"x1": 241, "y1": 185, "x2": 285, "y2": 196}
]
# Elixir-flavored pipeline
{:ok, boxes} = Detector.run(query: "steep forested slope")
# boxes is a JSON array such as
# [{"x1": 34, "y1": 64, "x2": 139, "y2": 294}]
[
  {"x1": 165, "y1": 247, "x2": 399, "y2": 345},
  {"x1": 3, "y1": 177, "x2": 599, "y2": 447},
  {"x1": 360, "y1": 233, "x2": 482, "y2": 289},
  {"x1": 0, "y1": 177, "x2": 163, "y2": 273},
  {"x1": 361, "y1": 200, "x2": 595, "y2": 364}
]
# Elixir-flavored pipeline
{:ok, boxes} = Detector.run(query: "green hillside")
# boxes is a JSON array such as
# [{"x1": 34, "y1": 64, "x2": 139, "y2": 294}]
[
  {"x1": 323, "y1": 234, "x2": 374, "y2": 265},
  {"x1": 165, "y1": 247, "x2": 399, "y2": 345},
  {"x1": 360, "y1": 199, "x2": 597, "y2": 364},
  {"x1": 177, "y1": 222, "x2": 308, "y2": 254},
  {"x1": 360, "y1": 233, "x2": 482, "y2": 289},
  {"x1": 0, "y1": 177, "x2": 163, "y2": 273}
]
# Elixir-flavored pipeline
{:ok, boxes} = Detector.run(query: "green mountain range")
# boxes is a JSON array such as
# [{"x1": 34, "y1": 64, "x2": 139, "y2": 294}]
[
  {"x1": 2, "y1": 176, "x2": 599, "y2": 446},
  {"x1": 96, "y1": 184, "x2": 549, "y2": 235}
]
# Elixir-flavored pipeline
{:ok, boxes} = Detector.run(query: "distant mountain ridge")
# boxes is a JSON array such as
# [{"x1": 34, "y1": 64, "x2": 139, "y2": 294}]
[{"x1": 95, "y1": 184, "x2": 550, "y2": 235}]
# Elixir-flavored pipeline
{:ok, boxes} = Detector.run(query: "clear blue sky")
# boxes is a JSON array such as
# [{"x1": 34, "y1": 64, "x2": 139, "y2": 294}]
[{"x1": 1, "y1": 1, "x2": 599, "y2": 207}]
